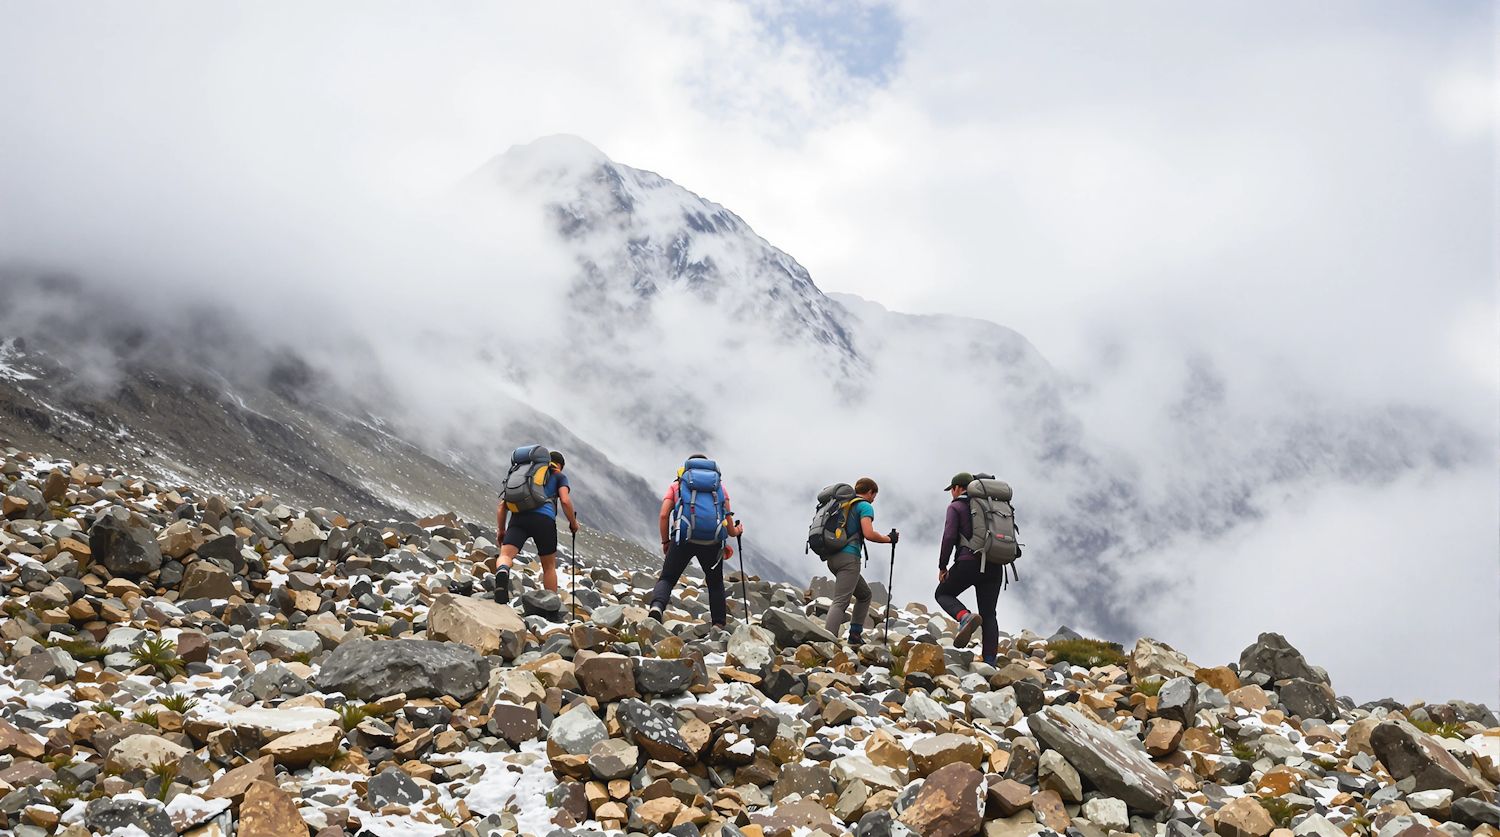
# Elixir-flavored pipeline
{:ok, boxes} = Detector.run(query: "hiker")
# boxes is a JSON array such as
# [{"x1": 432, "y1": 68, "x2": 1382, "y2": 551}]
[
  {"x1": 647, "y1": 454, "x2": 742, "y2": 627},
  {"x1": 819, "y1": 478, "x2": 897, "y2": 646},
  {"x1": 934, "y1": 471, "x2": 1010, "y2": 665},
  {"x1": 493, "y1": 448, "x2": 579, "y2": 604}
]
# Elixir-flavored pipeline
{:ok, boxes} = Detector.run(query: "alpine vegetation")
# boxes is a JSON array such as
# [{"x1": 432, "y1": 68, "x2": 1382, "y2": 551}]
[{"x1": 0, "y1": 445, "x2": 1495, "y2": 837}]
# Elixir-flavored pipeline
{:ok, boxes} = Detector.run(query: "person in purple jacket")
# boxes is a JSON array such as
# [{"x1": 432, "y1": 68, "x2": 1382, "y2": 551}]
[{"x1": 934, "y1": 471, "x2": 1004, "y2": 665}]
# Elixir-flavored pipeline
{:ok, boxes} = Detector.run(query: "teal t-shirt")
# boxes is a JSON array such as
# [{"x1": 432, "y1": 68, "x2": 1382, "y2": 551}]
[{"x1": 841, "y1": 500, "x2": 873, "y2": 555}]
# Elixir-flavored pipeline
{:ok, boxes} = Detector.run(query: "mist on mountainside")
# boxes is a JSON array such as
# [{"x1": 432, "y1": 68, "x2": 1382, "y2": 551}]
[{"x1": 0, "y1": 135, "x2": 1492, "y2": 703}]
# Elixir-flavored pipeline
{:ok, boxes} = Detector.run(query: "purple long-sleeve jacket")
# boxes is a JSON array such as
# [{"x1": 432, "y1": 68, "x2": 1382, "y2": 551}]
[{"x1": 939, "y1": 496, "x2": 978, "y2": 569}]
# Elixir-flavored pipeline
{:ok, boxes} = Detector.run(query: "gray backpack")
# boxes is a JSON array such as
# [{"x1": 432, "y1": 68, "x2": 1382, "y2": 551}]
[
  {"x1": 807, "y1": 483, "x2": 861, "y2": 558},
  {"x1": 502, "y1": 445, "x2": 553, "y2": 513},
  {"x1": 962, "y1": 477, "x2": 1020, "y2": 583}
]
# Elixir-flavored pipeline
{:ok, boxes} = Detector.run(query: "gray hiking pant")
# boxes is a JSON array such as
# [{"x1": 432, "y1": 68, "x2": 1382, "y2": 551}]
[{"x1": 823, "y1": 551, "x2": 871, "y2": 636}]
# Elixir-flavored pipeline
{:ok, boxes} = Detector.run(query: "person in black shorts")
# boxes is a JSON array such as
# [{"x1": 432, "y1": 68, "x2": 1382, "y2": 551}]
[{"x1": 494, "y1": 450, "x2": 579, "y2": 604}]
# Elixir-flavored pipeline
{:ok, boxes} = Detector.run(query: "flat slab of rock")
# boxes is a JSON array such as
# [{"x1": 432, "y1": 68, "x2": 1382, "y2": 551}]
[
  {"x1": 427, "y1": 594, "x2": 526, "y2": 657},
  {"x1": 1028, "y1": 704, "x2": 1177, "y2": 813},
  {"x1": 106, "y1": 733, "x2": 191, "y2": 773},
  {"x1": 260, "y1": 725, "x2": 343, "y2": 766},
  {"x1": 316, "y1": 638, "x2": 490, "y2": 702},
  {"x1": 761, "y1": 608, "x2": 838, "y2": 647}
]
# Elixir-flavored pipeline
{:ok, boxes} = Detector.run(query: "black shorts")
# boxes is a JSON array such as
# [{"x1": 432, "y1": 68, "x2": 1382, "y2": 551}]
[{"x1": 501, "y1": 511, "x2": 558, "y2": 556}]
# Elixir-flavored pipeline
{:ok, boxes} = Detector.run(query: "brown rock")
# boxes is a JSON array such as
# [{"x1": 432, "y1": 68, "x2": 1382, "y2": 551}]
[
  {"x1": 180, "y1": 561, "x2": 235, "y2": 600},
  {"x1": 1128, "y1": 638, "x2": 1197, "y2": 680},
  {"x1": 177, "y1": 631, "x2": 211, "y2": 664},
  {"x1": 911, "y1": 733, "x2": 985, "y2": 777},
  {"x1": 576, "y1": 653, "x2": 638, "y2": 703},
  {"x1": 991, "y1": 663, "x2": 1045, "y2": 688},
  {"x1": 637, "y1": 796, "x2": 685, "y2": 833},
  {"x1": 1226, "y1": 686, "x2": 1271, "y2": 712},
  {"x1": 1215, "y1": 797, "x2": 1275, "y2": 837},
  {"x1": 204, "y1": 756, "x2": 276, "y2": 803},
  {"x1": 158, "y1": 520, "x2": 206, "y2": 559},
  {"x1": 0, "y1": 718, "x2": 45, "y2": 759},
  {"x1": 261, "y1": 725, "x2": 342, "y2": 767},
  {"x1": 489, "y1": 703, "x2": 539, "y2": 746},
  {"x1": 106, "y1": 733, "x2": 191, "y2": 773},
  {"x1": 987, "y1": 778, "x2": 1034, "y2": 817},
  {"x1": 1144, "y1": 719, "x2": 1185, "y2": 757},
  {"x1": 1179, "y1": 727, "x2": 1222, "y2": 755},
  {"x1": 1369, "y1": 719, "x2": 1482, "y2": 796},
  {"x1": 866, "y1": 728, "x2": 910, "y2": 770},
  {"x1": 1345, "y1": 718, "x2": 1379, "y2": 756},
  {"x1": 1194, "y1": 666, "x2": 1241, "y2": 694},
  {"x1": 751, "y1": 799, "x2": 838, "y2": 837},
  {"x1": 239, "y1": 780, "x2": 305, "y2": 837},
  {"x1": 899, "y1": 762, "x2": 986, "y2": 837},
  {"x1": 1030, "y1": 790, "x2": 1070, "y2": 832},
  {"x1": 426, "y1": 594, "x2": 526, "y2": 657},
  {"x1": 907, "y1": 643, "x2": 948, "y2": 679}
]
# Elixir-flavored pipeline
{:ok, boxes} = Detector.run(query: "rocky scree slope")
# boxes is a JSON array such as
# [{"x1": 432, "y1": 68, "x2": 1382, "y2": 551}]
[{"x1": 0, "y1": 447, "x2": 1497, "y2": 837}]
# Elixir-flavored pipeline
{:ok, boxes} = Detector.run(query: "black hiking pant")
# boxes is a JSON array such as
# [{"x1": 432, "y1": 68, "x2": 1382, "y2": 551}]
[
  {"x1": 935, "y1": 558, "x2": 1002, "y2": 660},
  {"x1": 649, "y1": 541, "x2": 728, "y2": 626}
]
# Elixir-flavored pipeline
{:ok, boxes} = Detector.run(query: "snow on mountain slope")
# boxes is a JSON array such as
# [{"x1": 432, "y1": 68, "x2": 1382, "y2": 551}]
[{"x1": 461, "y1": 135, "x2": 1483, "y2": 639}]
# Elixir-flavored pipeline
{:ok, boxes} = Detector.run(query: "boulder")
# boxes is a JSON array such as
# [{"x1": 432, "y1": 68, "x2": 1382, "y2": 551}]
[
  {"x1": 904, "y1": 691, "x2": 951, "y2": 723},
  {"x1": 85, "y1": 798, "x2": 175, "y2": 837},
  {"x1": 751, "y1": 798, "x2": 839, "y2": 837},
  {"x1": 911, "y1": 733, "x2": 985, "y2": 778},
  {"x1": 761, "y1": 607, "x2": 838, "y2": 647},
  {"x1": 617, "y1": 698, "x2": 696, "y2": 764},
  {"x1": 426, "y1": 595, "x2": 526, "y2": 657},
  {"x1": 239, "y1": 780, "x2": 305, "y2": 837},
  {"x1": 906, "y1": 643, "x2": 948, "y2": 679},
  {"x1": 89, "y1": 508, "x2": 163, "y2": 576},
  {"x1": 991, "y1": 662, "x2": 1044, "y2": 688},
  {"x1": 576, "y1": 653, "x2": 638, "y2": 702},
  {"x1": 898, "y1": 762, "x2": 985, "y2": 837},
  {"x1": 260, "y1": 725, "x2": 342, "y2": 767},
  {"x1": 635, "y1": 656, "x2": 695, "y2": 695},
  {"x1": 970, "y1": 690, "x2": 1019, "y2": 725},
  {"x1": 316, "y1": 638, "x2": 490, "y2": 702},
  {"x1": 157, "y1": 520, "x2": 205, "y2": 559},
  {"x1": 728, "y1": 623, "x2": 776, "y2": 672},
  {"x1": 521, "y1": 588, "x2": 563, "y2": 618},
  {"x1": 548, "y1": 706, "x2": 608, "y2": 756},
  {"x1": 1238, "y1": 632, "x2": 1327, "y2": 684},
  {"x1": 589, "y1": 738, "x2": 640, "y2": 780},
  {"x1": 367, "y1": 768, "x2": 423, "y2": 809},
  {"x1": 1028, "y1": 704, "x2": 1177, "y2": 813},
  {"x1": 179, "y1": 561, "x2": 236, "y2": 600},
  {"x1": 1081, "y1": 797, "x2": 1129, "y2": 833},
  {"x1": 281, "y1": 518, "x2": 326, "y2": 558},
  {"x1": 1128, "y1": 638, "x2": 1196, "y2": 681},
  {"x1": 1215, "y1": 797, "x2": 1275, "y2": 837},
  {"x1": 1369, "y1": 720, "x2": 1482, "y2": 796},
  {"x1": 773, "y1": 763, "x2": 836, "y2": 802},
  {"x1": 1279, "y1": 678, "x2": 1338, "y2": 721},
  {"x1": 1156, "y1": 677, "x2": 1198, "y2": 727},
  {"x1": 1038, "y1": 750, "x2": 1084, "y2": 803},
  {"x1": 106, "y1": 733, "x2": 191, "y2": 773},
  {"x1": 488, "y1": 703, "x2": 539, "y2": 746}
]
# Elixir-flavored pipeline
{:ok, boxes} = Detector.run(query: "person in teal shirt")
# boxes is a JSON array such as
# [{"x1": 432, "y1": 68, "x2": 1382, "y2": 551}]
[{"x1": 822, "y1": 477, "x2": 898, "y2": 645}]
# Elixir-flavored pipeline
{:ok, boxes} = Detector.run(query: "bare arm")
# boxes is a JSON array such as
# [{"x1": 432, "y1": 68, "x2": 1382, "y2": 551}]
[
  {"x1": 496, "y1": 504, "x2": 508, "y2": 535},
  {"x1": 659, "y1": 497, "x2": 673, "y2": 554},
  {"x1": 861, "y1": 515, "x2": 892, "y2": 545},
  {"x1": 558, "y1": 485, "x2": 579, "y2": 532}
]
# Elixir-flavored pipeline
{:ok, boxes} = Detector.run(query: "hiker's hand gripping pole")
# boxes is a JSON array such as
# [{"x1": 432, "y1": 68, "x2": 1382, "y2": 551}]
[{"x1": 884, "y1": 534, "x2": 896, "y2": 645}]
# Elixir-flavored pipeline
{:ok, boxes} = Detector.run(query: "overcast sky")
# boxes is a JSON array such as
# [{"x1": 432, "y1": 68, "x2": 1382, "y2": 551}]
[{"x1": 1, "y1": 1, "x2": 1495, "y2": 700}]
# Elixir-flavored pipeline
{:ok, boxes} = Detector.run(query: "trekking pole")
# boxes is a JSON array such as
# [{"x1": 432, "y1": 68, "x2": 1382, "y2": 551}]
[
  {"x1": 884, "y1": 535, "x2": 896, "y2": 645},
  {"x1": 734, "y1": 526, "x2": 749, "y2": 625},
  {"x1": 570, "y1": 529, "x2": 578, "y2": 623}
]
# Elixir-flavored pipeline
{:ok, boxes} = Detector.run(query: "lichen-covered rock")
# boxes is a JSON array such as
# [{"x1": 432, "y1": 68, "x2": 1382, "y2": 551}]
[{"x1": 316, "y1": 638, "x2": 490, "y2": 702}]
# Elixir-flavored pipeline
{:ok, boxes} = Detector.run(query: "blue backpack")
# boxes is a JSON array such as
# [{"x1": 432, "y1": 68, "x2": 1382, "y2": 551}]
[{"x1": 670, "y1": 459, "x2": 728, "y2": 545}]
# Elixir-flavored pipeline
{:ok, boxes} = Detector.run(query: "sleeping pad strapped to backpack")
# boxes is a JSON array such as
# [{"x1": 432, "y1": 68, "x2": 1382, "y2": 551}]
[{"x1": 502, "y1": 445, "x2": 553, "y2": 513}]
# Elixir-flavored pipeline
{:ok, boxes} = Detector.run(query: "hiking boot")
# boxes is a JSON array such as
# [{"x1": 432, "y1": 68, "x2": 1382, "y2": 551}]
[
  {"x1": 648, "y1": 607, "x2": 664, "y2": 623},
  {"x1": 954, "y1": 612, "x2": 981, "y2": 647},
  {"x1": 493, "y1": 570, "x2": 511, "y2": 605},
  {"x1": 847, "y1": 631, "x2": 864, "y2": 648}
]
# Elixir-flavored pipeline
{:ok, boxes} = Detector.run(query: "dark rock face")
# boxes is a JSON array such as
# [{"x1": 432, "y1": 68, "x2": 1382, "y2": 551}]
[
  {"x1": 771, "y1": 762, "x2": 835, "y2": 802},
  {"x1": 85, "y1": 798, "x2": 175, "y2": 837},
  {"x1": 1278, "y1": 678, "x2": 1338, "y2": 721},
  {"x1": 616, "y1": 698, "x2": 695, "y2": 764},
  {"x1": 1238, "y1": 632, "x2": 1327, "y2": 684},
  {"x1": 89, "y1": 509, "x2": 163, "y2": 576},
  {"x1": 1028, "y1": 705, "x2": 1177, "y2": 813},
  {"x1": 1369, "y1": 720, "x2": 1481, "y2": 796},
  {"x1": 367, "y1": 768, "x2": 423, "y2": 809},
  {"x1": 316, "y1": 638, "x2": 490, "y2": 702},
  {"x1": 1156, "y1": 677, "x2": 1198, "y2": 727},
  {"x1": 634, "y1": 657, "x2": 694, "y2": 696}
]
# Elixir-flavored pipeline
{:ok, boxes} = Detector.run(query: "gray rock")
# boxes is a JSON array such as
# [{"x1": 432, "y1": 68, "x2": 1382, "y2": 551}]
[
  {"x1": 728, "y1": 624, "x2": 775, "y2": 672},
  {"x1": 1156, "y1": 677, "x2": 1197, "y2": 727},
  {"x1": 257, "y1": 629, "x2": 322, "y2": 660},
  {"x1": 1452, "y1": 798, "x2": 1500, "y2": 828},
  {"x1": 634, "y1": 657, "x2": 695, "y2": 696},
  {"x1": 89, "y1": 508, "x2": 164, "y2": 576},
  {"x1": 548, "y1": 706, "x2": 608, "y2": 756},
  {"x1": 1279, "y1": 678, "x2": 1338, "y2": 721},
  {"x1": 1028, "y1": 704, "x2": 1177, "y2": 813},
  {"x1": 772, "y1": 762, "x2": 836, "y2": 802},
  {"x1": 522, "y1": 589, "x2": 563, "y2": 618},
  {"x1": 591, "y1": 604, "x2": 625, "y2": 628},
  {"x1": 282, "y1": 517, "x2": 326, "y2": 558},
  {"x1": 317, "y1": 638, "x2": 491, "y2": 702},
  {"x1": 368, "y1": 767, "x2": 423, "y2": 809},
  {"x1": 85, "y1": 798, "x2": 175, "y2": 837},
  {"x1": 1039, "y1": 749, "x2": 1084, "y2": 803},
  {"x1": 761, "y1": 608, "x2": 838, "y2": 648},
  {"x1": 970, "y1": 689, "x2": 1018, "y2": 724},
  {"x1": 588, "y1": 738, "x2": 640, "y2": 780},
  {"x1": 903, "y1": 691, "x2": 950, "y2": 723},
  {"x1": 237, "y1": 662, "x2": 311, "y2": 701},
  {"x1": 1370, "y1": 720, "x2": 1481, "y2": 796},
  {"x1": 1239, "y1": 632, "x2": 1328, "y2": 685},
  {"x1": 13, "y1": 647, "x2": 76, "y2": 681},
  {"x1": 616, "y1": 698, "x2": 696, "y2": 764}
]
